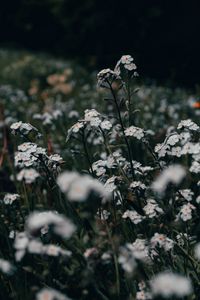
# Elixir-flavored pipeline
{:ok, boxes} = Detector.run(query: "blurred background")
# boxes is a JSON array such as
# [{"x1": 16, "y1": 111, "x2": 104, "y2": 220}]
[{"x1": 0, "y1": 0, "x2": 200, "y2": 87}]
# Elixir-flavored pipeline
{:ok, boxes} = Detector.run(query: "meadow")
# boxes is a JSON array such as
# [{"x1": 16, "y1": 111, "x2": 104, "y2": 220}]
[{"x1": 0, "y1": 49, "x2": 200, "y2": 300}]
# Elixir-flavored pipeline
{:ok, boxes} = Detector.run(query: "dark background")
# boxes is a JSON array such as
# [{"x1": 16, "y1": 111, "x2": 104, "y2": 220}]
[{"x1": 1, "y1": 0, "x2": 200, "y2": 86}]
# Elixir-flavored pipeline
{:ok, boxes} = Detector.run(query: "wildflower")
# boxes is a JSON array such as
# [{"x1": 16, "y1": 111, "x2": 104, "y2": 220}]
[
  {"x1": 152, "y1": 165, "x2": 186, "y2": 194},
  {"x1": 118, "y1": 245, "x2": 137, "y2": 273},
  {"x1": 179, "y1": 203, "x2": 196, "y2": 221},
  {"x1": 150, "y1": 272, "x2": 192, "y2": 298},
  {"x1": 178, "y1": 189, "x2": 194, "y2": 201},
  {"x1": 26, "y1": 211, "x2": 76, "y2": 239},
  {"x1": 131, "y1": 239, "x2": 149, "y2": 261},
  {"x1": 166, "y1": 134, "x2": 180, "y2": 146},
  {"x1": 122, "y1": 210, "x2": 144, "y2": 224},
  {"x1": 136, "y1": 290, "x2": 152, "y2": 300},
  {"x1": 36, "y1": 288, "x2": 70, "y2": 300},
  {"x1": 100, "y1": 120, "x2": 112, "y2": 130},
  {"x1": 48, "y1": 154, "x2": 63, "y2": 163},
  {"x1": 169, "y1": 146, "x2": 182, "y2": 157},
  {"x1": 0, "y1": 259, "x2": 14, "y2": 275},
  {"x1": 114, "y1": 55, "x2": 137, "y2": 74},
  {"x1": 104, "y1": 176, "x2": 118, "y2": 193},
  {"x1": 16, "y1": 168, "x2": 40, "y2": 184},
  {"x1": 155, "y1": 143, "x2": 169, "y2": 158},
  {"x1": 124, "y1": 126, "x2": 144, "y2": 139},
  {"x1": 3, "y1": 193, "x2": 20, "y2": 205},
  {"x1": 196, "y1": 195, "x2": 200, "y2": 203},
  {"x1": 97, "y1": 68, "x2": 119, "y2": 87},
  {"x1": 130, "y1": 181, "x2": 146, "y2": 190},
  {"x1": 143, "y1": 199, "x2": 163, "y2": 218},
  {"x1": 14, "y1": 232, "x2": 29, "y2": 261},
  {"x1": 150, "y1": 233, "x2": 174, "y2": 252},
  {"x1": 190, "y1": 161, "x2": 200, "y2": 173},
  {"x1": 10, "y1": 121, "x2": 39, "y2": 136},
  {"x1": 177, "y1": 119, "x2": 199, "y2": 131},
  {"x1": 57, "y1": 171, "x2": 110, "y2": 202}
]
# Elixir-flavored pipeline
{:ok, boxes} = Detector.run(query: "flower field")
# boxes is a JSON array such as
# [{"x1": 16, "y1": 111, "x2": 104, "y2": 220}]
[{"x1": 0, "y1": 49, "x2": 200, "y2": 300}]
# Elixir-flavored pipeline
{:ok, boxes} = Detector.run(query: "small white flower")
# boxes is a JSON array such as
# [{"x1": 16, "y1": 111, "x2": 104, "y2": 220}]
[
  {"x1": 152, "y1": 165, "x2": 186, "y2": 194},
  {"x1": 122, "y1": 210, "x2": 145, "y2": 224},
  {"x1": 26, "y1": 211, "x2": 76, "y2": 239},
  {"x1": 0, "y1": 259, "x2": 14, "y2": 274},
  {"x1": 143, "y1": 199, "x2": 163, "y2": 218},
  {"x1": 3, "y1": 193, "x2": 20, "y2": 205},
  {"x1": 179, "y1": 203, "x2": 196, "y2": 221},
  {"x1": 178, "y1": 189, "x2": 194, "y2": 201},
  {"x1": 125, "y1": 126, "x2": 144, "y2": 140},
  {"x1": 177, "y1": 119, "x2": 199, "y2": 131},
  {"x1": 16, "y1": 168, "x2": 40, "y2": 184},
  {"x1": 150, "y1": 272, "x2": 192, "y2": 298},
  {"x1": 100, "y1": 120, "x2": 112, "y2": 130},
  {"x1": 57, "y1": 171, "x2": 110, "y2": 202}
]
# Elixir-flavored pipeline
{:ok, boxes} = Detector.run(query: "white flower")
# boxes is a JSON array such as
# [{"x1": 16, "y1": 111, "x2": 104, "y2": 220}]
[
  {"x1": 122, "y1": 210, "x2": 145, "y2": 224},
  {"x1": 150, "y1": 272, "x2": 192, "y2": 298},
  {"x1": 90, "y1": 117, "x2": 101, "y2": 127},
  {"x1": 0, "y1": 259, "x2": 14, "y2": 274},
  {"x1": 121, "y1": 55, "x2": 134, "y2": 64},
  {"x1": 36, "y1": 288, "x2": 71, "y2": 300},
  {"x1": 125, "y1": 126, "x2": 144, "y2": 140},
  {"x1": 57, "y1": 171, "x2": 110, "y2": 202},
  {"x1": 3, "y1": 193, "x2": 19, "y2": 205},
  {"x1": 166, "y1": 134, "x2": 180, "y2": 146},
  {"x1": 179, "y1": 203, "x2": 196, "y2": 221},
  {"x1": 69, "y1": 121, "x2": 84, "y2": 134},
  {"x1": 104, "y1": 176, "x2": 117, "y2": 193},
  {"x1": 178, "y1": 189, "x2": 194, "y2": 201},
  {"x1": 49, "y1": 154, "x2": 63, "y2": 163},
  {"x1": 196, "y1": 195, "x2": 200, "y2": 203},
  {"x1": 26, "y1": 211, "x2": 76, "y2": 239},
  {"x1": 190, "y1": 161, "x2": 200, "y2": 173},
  {"x1": 150, "y1": 233, "x2": 174, "y2": 252},
  {"x1": 177, "y1": 119, "x2": 199, "y2": 131},
  {"x1": 136, "y1": 290, "x2": 152, "y2": 300},
  {"x1": 100, "y1": 120, "x2": 112, "y2": 130},
  {"x1": 143, "y1": 199, "x2": 163, "y2": 218},
  {"x1": 16, "y1": 168, "x2": 40, "y2": 184},
  {"x1": 152, "y1": 165, "x2": 186, "y2": 194},
  {"x1": 84, "y1": 109, "x2": 100, "y2": 121},
  {"x1": 131, "y1": 239, "x2": 149, "y2": 261},
  {"x1": 169, "y1": 146, "x2": 182, "y2": 157},
  {"x1": 10, "y1": 121, "x2": 22, "y2": 130},
  {"x1": 10, "y1": 121, "x2": 39, "y2": 135},
  {"x1": 118, "y1": 245, "x2": 137, "y2": 273},
  {"x1": 130, "y1": 181, "x2": 146, "y2": 190}
]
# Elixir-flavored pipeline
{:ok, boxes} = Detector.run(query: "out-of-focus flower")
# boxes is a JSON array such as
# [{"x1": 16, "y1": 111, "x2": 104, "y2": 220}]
[
  {"x1": 57, "y1": 171, "x2": 110, "y2": 202},
  {"x1": 150, "y1": 272, "x2": 192, "y2": 298},
  {"x1": 36, "y1": 288, "x2": 71, "y2": 300},
  {"x1": 26, "y1": 211, "x2": 76, "y2": 239},
  {"x1": 16, "y1": 168, "x2": 40, "y2": 184},
  {"x1": 152, "y1": 165, "x2": 186, "y2": 194}
]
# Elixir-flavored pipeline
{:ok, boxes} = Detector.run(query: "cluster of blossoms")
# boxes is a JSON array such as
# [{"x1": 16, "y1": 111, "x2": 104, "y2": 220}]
[
  {"x1": 10, "y1": 121, "x2": 40, "y2": 137},
  {"x1": 0, "y1": 53, "x2": 199, "y2": 300}
]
